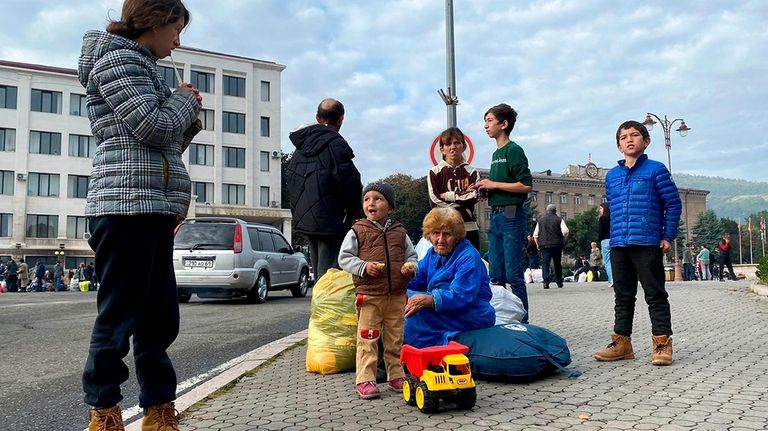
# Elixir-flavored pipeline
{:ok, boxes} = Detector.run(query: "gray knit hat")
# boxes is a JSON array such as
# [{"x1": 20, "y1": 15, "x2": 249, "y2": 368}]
[{"x1": 363, "y1": 182, "x2": 396, "y2": 210}]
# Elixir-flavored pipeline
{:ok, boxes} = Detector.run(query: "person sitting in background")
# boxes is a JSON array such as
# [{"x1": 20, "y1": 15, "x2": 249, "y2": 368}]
[
  {"x1": 404, "y1": 207, "x2": 495, "y2": 348},
  {"x1": 572, "y1": 255, "x2": 591, "y2": 279}
]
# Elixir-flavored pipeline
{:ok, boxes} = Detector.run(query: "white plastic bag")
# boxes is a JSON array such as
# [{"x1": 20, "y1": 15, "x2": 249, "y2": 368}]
[
  {"x1": 490, "y1": 284, "x2": 525, "y2": 325},
  {"x1": 415, "y1": 237, "x2": 432, "y2": 260},
  {"x1": 524, "y1": 268, "x2": 533, "y2": 283}
]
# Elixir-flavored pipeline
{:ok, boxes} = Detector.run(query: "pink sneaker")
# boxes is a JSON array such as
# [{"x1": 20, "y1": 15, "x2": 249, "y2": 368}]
[
  {"x1": 388, "y1": 377, "x2": 405, "y2": 392},
  {"x1": 356, "y1": 382, "x2": 380, "y2": 399}
]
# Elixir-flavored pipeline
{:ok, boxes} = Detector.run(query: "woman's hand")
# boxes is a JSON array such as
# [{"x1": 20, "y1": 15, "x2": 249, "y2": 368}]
[
  {"x1": 404, "y1": 294, "x2": 433, "y2": 317},
  {"x1": 177, "y1": 83, "x2": 202, "y2": 107}
]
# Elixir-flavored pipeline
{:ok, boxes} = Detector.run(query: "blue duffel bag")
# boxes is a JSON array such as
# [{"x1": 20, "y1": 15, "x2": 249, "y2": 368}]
[{"x1": 453, "y1": 323, "x2": 581, "y2": 382}]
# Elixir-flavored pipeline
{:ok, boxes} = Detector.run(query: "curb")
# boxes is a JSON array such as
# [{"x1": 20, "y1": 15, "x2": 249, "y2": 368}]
[
  {"x1": 749, "y1": 283, "x2": 768, "y2": 297},
  {"x1": 123, "y1": 329, "x2": 308, "y2": 431}
]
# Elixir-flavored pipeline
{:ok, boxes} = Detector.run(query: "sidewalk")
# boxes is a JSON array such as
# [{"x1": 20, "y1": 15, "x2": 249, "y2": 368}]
[{"x1": 179, "y1": 281, "x2": 768, "y2": 430}]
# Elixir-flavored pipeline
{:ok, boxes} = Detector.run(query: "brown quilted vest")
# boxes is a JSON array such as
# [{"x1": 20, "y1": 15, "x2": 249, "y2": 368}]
[{"x1": 351, "y1": 219, "x2": 409, "y2": 295}]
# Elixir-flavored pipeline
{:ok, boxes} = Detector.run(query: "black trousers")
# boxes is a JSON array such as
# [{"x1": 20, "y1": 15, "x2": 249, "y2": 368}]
[
  {"x1": 540, "y1": 246, "x2": 563, "y2": 285},
  {"x1": 82, "y1": 215, "x2": 179, "y2": 408},
  {"x1": 611, "y1": 246, "x2": 672, "y2": 336},
  {"x1": 719, "y1": 257, "x2": 737, "y2": 280}
]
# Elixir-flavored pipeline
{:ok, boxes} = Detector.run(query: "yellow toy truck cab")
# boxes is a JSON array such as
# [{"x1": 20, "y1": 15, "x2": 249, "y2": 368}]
[{"x1": 400, "y1": 341, "x2": 477, "y2": 413}]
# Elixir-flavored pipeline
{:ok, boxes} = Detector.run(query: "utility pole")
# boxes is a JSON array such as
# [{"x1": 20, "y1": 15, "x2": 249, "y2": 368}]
[{"x1": 438, "y1": 0, "x2": 458, "y2": 127}]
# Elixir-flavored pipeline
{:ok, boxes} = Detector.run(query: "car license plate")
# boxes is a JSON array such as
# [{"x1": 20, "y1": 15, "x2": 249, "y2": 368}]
[{"x1": 184, "y1": 259, "x2": 214, "y2": 268}]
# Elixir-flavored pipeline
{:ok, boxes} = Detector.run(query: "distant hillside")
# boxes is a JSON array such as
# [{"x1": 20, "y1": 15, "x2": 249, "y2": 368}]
[{"x1": 673, "y1": 173, "x2": 768, "y2": 220}]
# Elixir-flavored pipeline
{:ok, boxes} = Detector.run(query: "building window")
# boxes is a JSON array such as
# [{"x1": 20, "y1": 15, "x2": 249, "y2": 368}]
[
  {"x1": 588, "y1": 195, "x2": 595, "y2": 206},
  {"x1": 66, "y1": 216, "x2": 89, "y2": 240},
  {"x1": 545, "y1": 192, "x2": 553, "y2": 203},
  {"x1": 70, "y1": 94, "x2": 88, "y2": 117},
  {"x1": 69, "y1": 135, "x2": 96, "y2": 158},
  {"x1": 574, "y1": 194, "x2": 581, "y2": 205},
  {"x1": 560, "y1": 193, "x2": 567, "y2": 204},
  {"x1": 601, "y1": 195, "x2": 607, "y2": 203},
  {"x1": 193, "y1": 181, "x2": 213, "y2": 203},
  {"x1": 0, "y1": 213, "x2": 11, "y2": 237},
  {"x1": 68, "y1": 175, "x2": 89, "y2": 198},
  {"x1": 561, "y1": 212, "x2": 568, "y2": 221},
  {"x1": 31, "y1": 89, "x2": 62, "y2": 114},
  {"x1": 199, "y1": 109, "x2": 214, "y2": 131},
  {"x1": 29, "y1": 131, "x2": 62, "y2": 155},
  {"x1": 223, "y1": 75, "x2": 246, "y2": 97},
  {"x1": 28, "y1": 173, "x2": 60, "y2": 197},
  {"x1": 189, "y1": 143, "x2": 214, "y2": 166},
  {"x1": 26, "y1": 214, "x2": 58, "y2": 238},
  {"x1": 0, "y1": 85, "x2": 17, "y2": 109},
  {"x1": 260, "y1": 151, "x2": 270, "y2": 172},
  {"x1": 157, "y1": 65, "x2": 182, "y2": 88},
  {"x1": 530, "y1": 191, "x2": 538, "y2": 202},
  {"x1": 0, "y1": 170, "x2": 13, "y2": 195},
  {"x1": 260, "y1": 186, "x2": 270, "y2": 207},
  {"x1": 223, "y1": 111, "x2": 246, "y2": 134},
  {"x1": 224, "y1": 147, "x2": 245, "y2": 168},
  {"x1": 191, "y1": 70, "x2": 214, "y2": 93},
  {"x1": 222, "y1": 184, "x2": 245, "y2": 205},
  {"x1": 260, "y1": 116, "x2": 270, "y2": 137},
  {"x1": 260, "y1": 81, "x2": 270, "y2": 102},
  {"x1": 0, "y1": 128, "x2": 15, "y2": 151}
]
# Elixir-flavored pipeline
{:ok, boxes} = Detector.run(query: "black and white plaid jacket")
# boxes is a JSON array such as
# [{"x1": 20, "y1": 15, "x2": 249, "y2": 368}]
[{"x1": 78, "y1": 30, "x2": 200, "y2": 219}]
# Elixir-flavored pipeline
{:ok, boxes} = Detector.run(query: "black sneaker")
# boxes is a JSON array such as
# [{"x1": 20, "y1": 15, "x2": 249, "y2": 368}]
[{"x1": 543, "y1": 283, "x2": 550, "y2": 289}]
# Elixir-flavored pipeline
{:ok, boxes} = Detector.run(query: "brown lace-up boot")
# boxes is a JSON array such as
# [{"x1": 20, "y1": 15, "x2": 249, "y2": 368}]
[
  {"x1": 594, "y1": 334, "x2": 635, "y2": 361},
  {"x1": 651, "y1": 335, "x2": 673, "y2": 366},
  {"x1": 141, "y1": 402, "x2": 179, "y2": 431},
  {"x1": 88, "y1": 406, "x2": 124, "y2": 431}
]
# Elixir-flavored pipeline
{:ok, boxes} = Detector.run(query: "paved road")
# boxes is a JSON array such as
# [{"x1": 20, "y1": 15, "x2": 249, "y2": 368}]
[
  {"x1": 179, "y1": 280, "x2": 768, "y2": 430},
  {"x1": 0, "y1": 289, "x2": 311, "y2": 431}
]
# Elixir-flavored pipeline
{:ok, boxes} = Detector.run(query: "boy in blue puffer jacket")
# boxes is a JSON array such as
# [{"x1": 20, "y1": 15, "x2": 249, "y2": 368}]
[{"x1": 594, "y1": 120, "x2": 681, "y2": 366}]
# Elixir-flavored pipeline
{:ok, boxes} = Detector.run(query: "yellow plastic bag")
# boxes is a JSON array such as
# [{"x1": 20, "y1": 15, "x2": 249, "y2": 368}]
[{"x1": 306, "y1": 269, "x2": 358, "y2": 374}]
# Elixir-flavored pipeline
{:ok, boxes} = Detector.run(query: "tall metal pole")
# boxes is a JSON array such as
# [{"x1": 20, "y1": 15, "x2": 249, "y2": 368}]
[{"x1": 445, "y1": 0, "x2": 457, "y2": 127}]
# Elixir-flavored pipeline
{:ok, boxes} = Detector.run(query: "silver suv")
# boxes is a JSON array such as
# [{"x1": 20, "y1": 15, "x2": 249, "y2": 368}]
[{"x1": 173, "y1": 217, "x2": 310, "y2": 303}]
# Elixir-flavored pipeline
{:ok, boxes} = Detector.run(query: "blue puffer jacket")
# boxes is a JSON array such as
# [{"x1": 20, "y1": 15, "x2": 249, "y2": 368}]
[{"x1": 606, "y1": 154, "x2": 682, "y2": 247}]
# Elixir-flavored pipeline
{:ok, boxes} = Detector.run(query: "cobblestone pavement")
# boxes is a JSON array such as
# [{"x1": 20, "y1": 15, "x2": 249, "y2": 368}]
[{"x1": 180, "y1": 281, "x2": 768, "y2": 430}]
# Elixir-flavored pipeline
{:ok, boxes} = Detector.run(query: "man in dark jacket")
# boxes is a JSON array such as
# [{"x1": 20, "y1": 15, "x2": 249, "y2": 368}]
[
  {"x1": 533, "y1": 204, "x2": 569, "y2": 289},
  {"x1": 718, "y1": 233, "x2": 737, "y2": 281},
  {"x1": 287, "y1": 99, "x2": 364, "y2": 281}
]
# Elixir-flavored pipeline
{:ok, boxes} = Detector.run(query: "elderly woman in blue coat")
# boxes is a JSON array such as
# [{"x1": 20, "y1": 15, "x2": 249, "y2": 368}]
[{"x1": 404, "y1": 208, "x2": 496, "y2": 348}]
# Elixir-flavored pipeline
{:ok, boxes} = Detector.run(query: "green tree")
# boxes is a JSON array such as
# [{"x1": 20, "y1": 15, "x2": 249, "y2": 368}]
[
  {"x1": 691, "y1": 209, "x2": 723, "y2": 251},
  {"x1": 563, "y1": 207, "x2": 599, "y2": 259},
  {"x1": 378, "y1": 173, "x2": 431, "y2": 241}
]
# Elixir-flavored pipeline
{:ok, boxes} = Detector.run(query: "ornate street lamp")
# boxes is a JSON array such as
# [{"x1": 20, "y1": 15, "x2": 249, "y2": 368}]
[{"x1": 642, "y1": 113, "x2": 691, "y2": 282}]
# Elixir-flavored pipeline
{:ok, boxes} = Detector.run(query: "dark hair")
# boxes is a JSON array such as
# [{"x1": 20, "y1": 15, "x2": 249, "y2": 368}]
[
  {"x1": 484, "y1": 103, "x2": 518, "y2": 134},
  {"x1": 439, "y1": 127, "x2": 466, "y2": 149},
  {"x1": 106, "y1": 0, "x2": 190, "y2": 40},
  {"x1": 599, "y1": 202, "x2": 610, "y2": 217},
  {"x1": 316, "y1": 98, "x2": 345, "y2": 124},
  {"x1": 615, "y1": 120, "x2": 650, "y2": 146}
]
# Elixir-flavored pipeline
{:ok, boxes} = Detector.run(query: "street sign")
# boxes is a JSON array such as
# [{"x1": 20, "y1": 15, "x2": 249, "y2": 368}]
[{"x1": 430, "y1": 134, "x2": 474, "y2": 165}]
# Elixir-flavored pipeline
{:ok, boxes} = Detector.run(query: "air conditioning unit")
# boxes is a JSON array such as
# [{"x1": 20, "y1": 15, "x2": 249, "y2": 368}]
[
  {"x1": 271, "y1": 150, "x2": 282, "y2": 158},
  {"x1": 270, "y1": 200, "x2": 279, "y2": 208},
  {"x1": 16, "y1": 173, "x2": 27, "y2": 181}
]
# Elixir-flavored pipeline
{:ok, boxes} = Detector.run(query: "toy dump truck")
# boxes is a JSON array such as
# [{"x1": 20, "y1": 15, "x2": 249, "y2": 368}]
[{"x1": 400, "y1": 341, "x2": 476, "y2": 413}]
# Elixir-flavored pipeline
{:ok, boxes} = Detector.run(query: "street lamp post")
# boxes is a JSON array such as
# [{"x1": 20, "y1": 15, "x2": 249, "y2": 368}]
[{"x1": 642, "y1": 113, "x2": 691, "y2": 282}]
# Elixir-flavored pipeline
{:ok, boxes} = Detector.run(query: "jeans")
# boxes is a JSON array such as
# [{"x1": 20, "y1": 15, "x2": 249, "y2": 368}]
[
  {"x1": 611, "y1": 246, "x2": 672, "y2": 336},
  {"x1": 683, "y1": 263, "x2": 695, "y2": 281},
  {"x1": 83, "y1": 215, "x2": 179, "y2": 409},
  {"x1": 527, "y1": 256, "x2": 539, "y2": 269},
  {"x1": 719, "y1": 257, "x2": 737, "y2": 281},
  {"x1": 488, "y1": 206, "x2": 528, "y2": 322},
  {"x1": 540, "y1": 246, "x2": 563, "y2": 285},
  {"x1": 600, "y1": 239, "x2": 613, "y2": 283},
  {"x1": 699, "y1": 261, "x2": 710, "y2": 280},
  {"x1": 307, "y1": 234, "x2": 344, "y2": 281}
]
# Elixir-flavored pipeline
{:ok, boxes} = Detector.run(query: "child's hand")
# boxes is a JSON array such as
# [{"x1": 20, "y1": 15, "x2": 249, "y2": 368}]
[
  {"x1": 401, "y1": 261, "x2": 416, "y2": 277},
  {"x1": 365, "y1": 261, "x2": 385, "y2": 277}
]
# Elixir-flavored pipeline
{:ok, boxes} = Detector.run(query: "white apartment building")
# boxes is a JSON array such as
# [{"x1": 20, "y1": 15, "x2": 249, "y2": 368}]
[{"x1": 0, "y1": 47, "x2": 288, "y2": 269}]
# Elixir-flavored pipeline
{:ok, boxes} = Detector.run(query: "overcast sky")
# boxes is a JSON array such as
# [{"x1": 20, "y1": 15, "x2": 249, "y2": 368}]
[{"x1": 2, "y1": 0, "x2": 766, "y2": 183}]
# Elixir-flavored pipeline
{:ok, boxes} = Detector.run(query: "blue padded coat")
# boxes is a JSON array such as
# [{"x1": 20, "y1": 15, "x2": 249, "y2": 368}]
[{"x1": 605, "y1": 154, "x2": 682, "y2": 248}]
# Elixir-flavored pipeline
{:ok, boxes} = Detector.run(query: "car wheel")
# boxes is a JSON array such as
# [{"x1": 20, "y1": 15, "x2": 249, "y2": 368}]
[
  {"x1": 177, "y1": 291, "x2": 192, "y2": 303},
  {"x1": 291, "y1": 269, "x2": 309, "y2": 297},
  {"x1": 247, "y1": 272, "x2": 269, "y2": 304}
]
